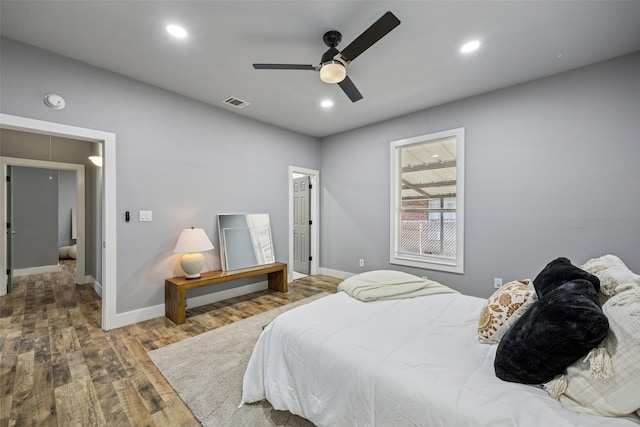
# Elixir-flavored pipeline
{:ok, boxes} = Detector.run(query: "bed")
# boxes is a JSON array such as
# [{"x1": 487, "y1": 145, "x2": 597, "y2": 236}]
[{"x1": 241, "y1": 265, "x2": 640, "y2": 427}]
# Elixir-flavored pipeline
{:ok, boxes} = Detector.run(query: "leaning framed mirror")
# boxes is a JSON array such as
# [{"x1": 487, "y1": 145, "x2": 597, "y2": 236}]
[{"x1": 217, "y1": 213, "x2": 275, "y2": 271}]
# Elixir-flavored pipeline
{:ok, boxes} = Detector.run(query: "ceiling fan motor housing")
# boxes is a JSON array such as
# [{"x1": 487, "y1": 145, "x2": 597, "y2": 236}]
[
  {"x1": 323, "y1": 30, "x2": 342, "y2": 48},
  {"x1": 321, "y1": 46, "x2": 341, "y2": 64}
]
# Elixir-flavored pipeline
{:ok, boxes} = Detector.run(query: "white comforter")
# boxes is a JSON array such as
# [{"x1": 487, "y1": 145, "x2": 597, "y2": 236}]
[{"x1": 241, "y1": 292, "x2": 640, "y2": 427}]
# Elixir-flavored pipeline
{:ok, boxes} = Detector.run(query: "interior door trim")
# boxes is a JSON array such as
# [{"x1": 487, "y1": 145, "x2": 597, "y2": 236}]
[{"x1": 0, "y1": 113, "x2": 118, "y2": 331}]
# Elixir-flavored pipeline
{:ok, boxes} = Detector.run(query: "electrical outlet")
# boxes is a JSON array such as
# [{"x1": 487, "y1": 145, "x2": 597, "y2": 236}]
[
  {"x1": 494, "y1": 278, "x2": 503, "y2": 289},
  {"x1": 359, "y1": 259, "x2": 365, "y2": 267}
]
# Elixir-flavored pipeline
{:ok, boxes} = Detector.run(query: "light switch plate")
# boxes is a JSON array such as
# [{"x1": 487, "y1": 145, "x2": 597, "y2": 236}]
[{"x1": 139, "y1": 210, "x2": 152, "y2": 222}]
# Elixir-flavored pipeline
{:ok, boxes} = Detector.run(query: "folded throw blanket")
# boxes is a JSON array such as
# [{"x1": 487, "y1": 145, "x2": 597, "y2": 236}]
[{"x1": 338, "y1": 270, "x2": 459, "y2": 302}]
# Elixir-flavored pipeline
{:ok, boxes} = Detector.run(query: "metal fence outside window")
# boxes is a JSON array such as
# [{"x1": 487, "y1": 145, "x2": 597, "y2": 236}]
[{"x1": 400, "y1": 219, "x2": 456, "y2": 257}]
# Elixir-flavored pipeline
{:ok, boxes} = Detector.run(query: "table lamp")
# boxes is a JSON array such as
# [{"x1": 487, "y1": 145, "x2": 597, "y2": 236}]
[{"x1": 173, "y1": 227, "x2": 214, "y2": 279}]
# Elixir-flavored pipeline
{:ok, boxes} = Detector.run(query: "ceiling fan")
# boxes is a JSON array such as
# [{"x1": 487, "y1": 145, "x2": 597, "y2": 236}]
[{"x1": 253, "y1": 11, "x2": 401, "y2": 103}]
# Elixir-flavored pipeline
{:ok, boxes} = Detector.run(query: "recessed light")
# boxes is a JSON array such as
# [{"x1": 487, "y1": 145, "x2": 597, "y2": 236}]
[
  {"x1": 320, "y1": 100, "x2": 334, "y2": 108},
  {"x1": 460, "y1": 40, "x2": 481, "y2": 53},
  {"x1": 432, "y1": 154, "x2": 439, "y2": 158},
  {"x1": 166, "y1": 24, "x2": 188, "y2": 39}
]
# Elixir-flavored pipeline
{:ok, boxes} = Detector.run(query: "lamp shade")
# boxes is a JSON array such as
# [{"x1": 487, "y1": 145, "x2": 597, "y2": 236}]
[
  {"x1": 174, "y1": 227, "x2": 214, "y2": 279},
  {"x1": 173, "y1": 227, "x2": 214, "y2": 253}
]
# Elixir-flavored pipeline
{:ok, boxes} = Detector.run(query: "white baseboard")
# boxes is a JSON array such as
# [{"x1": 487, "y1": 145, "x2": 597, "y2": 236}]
[
  {"x1": 75, "y1": 275, "x2": 100, "y2": 296},
  {"x1": 105, "y1": 270, "x2": 351, "y2": 330},
  {"x1": 107, "y1": 280, "x2": 269, "y2": 330},
  {"x1": 13, "y1": 264, "x2": 59, "y2": 277},
  {"x1": 318, "y1": 267, "x2": 353, "y2": 280},
  {"x1": 89, "y1": 276, "x2": 102, "y2": 298}
]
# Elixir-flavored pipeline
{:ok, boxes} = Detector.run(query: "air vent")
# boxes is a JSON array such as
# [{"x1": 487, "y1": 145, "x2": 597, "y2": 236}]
[{"x1": 223, "y1": 97, "x2": 250, "y2": 109}]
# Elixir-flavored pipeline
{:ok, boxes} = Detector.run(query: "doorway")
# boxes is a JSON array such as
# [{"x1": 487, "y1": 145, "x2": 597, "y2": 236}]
[
  {"x1": 293, "y1": 174, "x2": 311, "y2": 277},
  {"x1": 288, "y1": 166, "x2": 319, "y2": 281},
  {"x1": 5, "y1": 162, "x2": 86, "y2": 291},
  {"x1": 0, "y1": 113, "x2": 117, "y2": 330}
]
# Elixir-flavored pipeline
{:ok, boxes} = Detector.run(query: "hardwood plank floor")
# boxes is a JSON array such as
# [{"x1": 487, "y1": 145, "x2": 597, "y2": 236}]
[{"x1": 0, "y1": 260, "x2": 340, "y2": 426}]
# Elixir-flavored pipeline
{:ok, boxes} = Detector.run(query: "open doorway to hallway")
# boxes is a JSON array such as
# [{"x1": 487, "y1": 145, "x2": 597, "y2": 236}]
[
  {"x1": 1, "y1": 131, "x2": 93, "y2": 295},
  {"x1": 0, "y1": 114, "x2": 117, "y2": 330}
]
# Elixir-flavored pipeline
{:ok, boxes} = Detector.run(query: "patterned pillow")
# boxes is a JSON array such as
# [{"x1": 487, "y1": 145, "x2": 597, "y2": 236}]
[
  {"x1": 545, "y1": 287, "x2": 640, "y2": 417},
  {"x1": 477, "y1": 279, "x2": 537, "y2": 344}
]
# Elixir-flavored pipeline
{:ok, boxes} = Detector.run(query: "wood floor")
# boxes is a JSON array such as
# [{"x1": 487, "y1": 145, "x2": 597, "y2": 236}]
[{"x1": 0, "y1": 260, "x2": 340, "y2": 426}]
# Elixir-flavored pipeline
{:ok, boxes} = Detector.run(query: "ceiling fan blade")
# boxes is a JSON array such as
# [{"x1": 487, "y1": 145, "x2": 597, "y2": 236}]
[
  {"x1": 338, "y1": 11, "x2": 400, "y2": 63},
  {"x1": 253, "y1": 64, "x2": 317, "y2": 70},
  {"x1": 338, "y1": 76, "x2": 363, "y2": 102}
]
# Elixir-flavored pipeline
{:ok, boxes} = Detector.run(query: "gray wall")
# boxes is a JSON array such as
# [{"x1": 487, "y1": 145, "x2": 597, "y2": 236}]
[
  {"x1": 0, "y1": 37, "x2": 320, "y2": 314},
  {"x1": 58, "y1": 169, "x2": 77, "y2": 247},
  {"x1": 11, "y1": 166, "x2": 77, "y2": 268},
  {"x1": 320, "y1": 51, "x2": 640, "y2": 298},
  {"x1": 3, "y1": 35, "x2": 638, "y2": 314},
  {"x1": 11, "y1": 166, "x2": 59, "y2": 269}
]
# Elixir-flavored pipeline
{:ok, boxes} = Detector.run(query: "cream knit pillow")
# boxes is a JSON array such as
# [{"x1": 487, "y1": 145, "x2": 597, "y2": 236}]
[
  {"x1": 581, "y1": 254, "x2": 640, "y2": 296},
  {"x1": 545, "y1": 287, "x2": 640, "y2": 417}
]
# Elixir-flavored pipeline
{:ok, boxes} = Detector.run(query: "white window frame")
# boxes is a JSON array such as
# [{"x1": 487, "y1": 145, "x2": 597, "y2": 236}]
[{"x1": 389, "y1": 127, "x2": 465, "y2": 274}]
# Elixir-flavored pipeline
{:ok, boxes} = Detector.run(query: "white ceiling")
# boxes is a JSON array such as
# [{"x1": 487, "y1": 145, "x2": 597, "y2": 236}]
[{"x1": 2, "y1": 1, "x2": 640, "y2": 138}]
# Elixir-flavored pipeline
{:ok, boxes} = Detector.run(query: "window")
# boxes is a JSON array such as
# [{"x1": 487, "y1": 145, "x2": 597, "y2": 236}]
[{"x1": 390, "y1": 128, "x2": 464, "y2": 273}]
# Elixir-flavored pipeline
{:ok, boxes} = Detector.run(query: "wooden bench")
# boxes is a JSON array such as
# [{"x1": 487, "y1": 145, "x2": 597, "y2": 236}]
[{"x1": 165, "y1": 262, "x2": 288, "y2": 324}]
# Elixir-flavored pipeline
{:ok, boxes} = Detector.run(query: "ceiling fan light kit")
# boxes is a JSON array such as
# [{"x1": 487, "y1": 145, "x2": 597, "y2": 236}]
[
  {"x1": 253, "y1": 11, "x2": 401, "y2": 102},
  {"x1": 320, "y1": 60, "x2": 346, "y2": 83}
]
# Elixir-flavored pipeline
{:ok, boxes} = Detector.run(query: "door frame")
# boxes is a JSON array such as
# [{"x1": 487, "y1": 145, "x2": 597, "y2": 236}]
[
  {"x1": 1, "y1": 157, "x2": 86, "y2": 286},
  {"x1": 288, "y1": 166, "x2": 319, "y2": 281},
  {"x1": 0, "y1": 113, "x2": 118, "y2": 330}
]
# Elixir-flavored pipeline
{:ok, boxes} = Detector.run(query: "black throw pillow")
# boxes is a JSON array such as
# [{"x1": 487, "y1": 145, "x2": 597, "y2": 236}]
[
  {"x1": 533, "y1": 257, "x2": 600, "y2": 298},
  {"x1": 494, "y1": 279, "x2": 609, "y2": 384}
]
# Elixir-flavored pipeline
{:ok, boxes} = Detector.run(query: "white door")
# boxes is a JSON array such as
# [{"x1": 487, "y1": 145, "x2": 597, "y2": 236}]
[{"x1": 293, "y1": 176, "x2": 311, "y2": 274}]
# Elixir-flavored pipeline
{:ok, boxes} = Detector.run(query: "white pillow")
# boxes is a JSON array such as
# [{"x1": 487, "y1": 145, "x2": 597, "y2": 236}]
[
  {"x1": 68, "y1": 244, "x2": 77, "y2": 259},
  {"x1": 549, "y1": 287, "x2": 640, "y2": 417},
  {"x1": 58, "y1": 246, "x2": 70, "y2": 259}
]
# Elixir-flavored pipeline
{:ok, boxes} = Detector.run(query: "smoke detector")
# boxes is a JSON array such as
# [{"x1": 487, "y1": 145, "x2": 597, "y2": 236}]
[{"x1": 44, "y1": 93, "x2": 66, "y2": 109}]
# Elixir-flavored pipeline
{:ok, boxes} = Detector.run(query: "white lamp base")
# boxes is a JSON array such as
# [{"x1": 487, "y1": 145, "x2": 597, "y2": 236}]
[{"x1": 180, "y1": 252, "x2": 205, "y2": 279}]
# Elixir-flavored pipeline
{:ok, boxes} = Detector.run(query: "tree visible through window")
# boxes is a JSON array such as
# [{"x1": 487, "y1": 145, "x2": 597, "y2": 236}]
[{"x1": 390, "y1": 128, "x2": 464, "y2": 273}]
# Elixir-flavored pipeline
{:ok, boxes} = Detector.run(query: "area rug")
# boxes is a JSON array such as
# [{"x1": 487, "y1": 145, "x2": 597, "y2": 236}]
[{"x1": 148, "y1": 294, "x2": 329, "y2": 426}]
